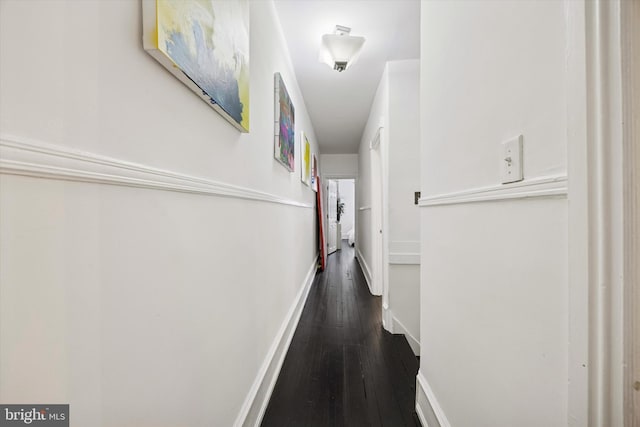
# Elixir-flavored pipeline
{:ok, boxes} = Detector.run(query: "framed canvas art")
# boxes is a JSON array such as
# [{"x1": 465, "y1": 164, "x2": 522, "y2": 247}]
[
  {"x1": 311, "y1": 154, "x2": 318, "y2": 192},
  {"x1": 301, "y1": 132, "x2": 311, "y2": 186},
  {"x1": 274, "y1": 73, "x2": 295, "y2": 171},
  {"x1": 142, "y1": 0, "x2": 250, "y2": 132}
]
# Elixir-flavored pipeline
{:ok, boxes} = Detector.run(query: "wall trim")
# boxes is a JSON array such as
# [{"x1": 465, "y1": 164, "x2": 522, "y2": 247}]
[
  {"x1": 416, "y1": 370, "x2": 451, "y2": 427},
  {"x1": 382, "y1": 304, "x2": 394, "y2": 333},
  {"x1": 415, "y1": 399, "x2": 430, "y2": 427},
  {"x1": 321, "y1": 173, "x2": 358, "y2": 180},
  {"x1": 392, "y1": 316, "x2": 420, "y2": 356},
  {"x1": 355, "y1": 247, "x2": 376, "y2": 296},
  {"x1": 0, "y1": 135, "x2": 314, "y2": 209},
  {"x1": 359, "y1": 206, "x2": 371, "y2": 211},
  {"x1": 389, "y1": 240, "x2": 420, "y2": 265},
  {"x1": 234, "y1": 256, "x2": 318, "y2": 427},
  {"x1": 621, "y1": 0, "x2": 640, "y2": 423},
  {"x1": 418, "y1": 174, "x2": 567, "y2": 207},
  {"x1": 579, "y1": 1, "x2": 634, "y2": 425},
  {"x1": 565, "y1": 1, "x2": 590, "y2": 424},
  {"x1": 389, "y1": 252, "x2": 420, "y2": 265}
]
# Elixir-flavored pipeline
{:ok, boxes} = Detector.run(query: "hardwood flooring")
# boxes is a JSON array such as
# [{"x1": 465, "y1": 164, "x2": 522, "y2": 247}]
[{"x1": 261, "y1": 244, "x2": 421, "y2": 427}]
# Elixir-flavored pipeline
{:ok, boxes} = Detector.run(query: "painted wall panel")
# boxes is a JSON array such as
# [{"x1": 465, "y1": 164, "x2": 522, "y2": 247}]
[
  {"x1": 421, "y1": 0, "x2": 567, "y2": 197},
  {"x1": 420, "y1": 200, "x2": 568, "y2": 427},
  {"x1": 419, "y1": 1, "x2": 570, "y2": 425},
  {"x1": 0, "y1": 1, "x2": 319, "y2": 425},
  {"x1": 358, "y1": 60, "x2": 420, "y2": 343},
  {"x1": 386, "y1": 60, "x2": 420, "y2": 347}
]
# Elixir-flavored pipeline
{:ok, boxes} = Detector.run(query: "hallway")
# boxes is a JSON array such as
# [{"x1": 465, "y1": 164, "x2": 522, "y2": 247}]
[
  {"x1": 262, "y1": 245, "x2": 420, "y2": 426},
  {"x1": 2, "y1": 1, "x2": 637, "y2": 425}
]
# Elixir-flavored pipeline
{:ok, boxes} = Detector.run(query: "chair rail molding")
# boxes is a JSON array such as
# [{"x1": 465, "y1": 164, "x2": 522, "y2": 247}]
[
  {"x1": 0, "y1": 135, "x2": 314, "y2": 209},
  {"x1": 389, "y1": 240, "x2": 420, "y2": 265},
  {"x1": 418, "y1": 174, "x2": 567, "y2": 207}
]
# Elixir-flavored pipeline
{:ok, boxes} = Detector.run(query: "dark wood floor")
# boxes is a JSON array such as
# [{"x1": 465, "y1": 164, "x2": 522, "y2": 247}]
[{"x1": 261, "y1": 244, "x2": 421, "y2": 427}]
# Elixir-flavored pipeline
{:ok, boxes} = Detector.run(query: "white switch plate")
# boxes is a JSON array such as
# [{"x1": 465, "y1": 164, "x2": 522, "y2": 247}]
[{"x1": 501, "y1": 135, "x2": 523, "y2": 184}]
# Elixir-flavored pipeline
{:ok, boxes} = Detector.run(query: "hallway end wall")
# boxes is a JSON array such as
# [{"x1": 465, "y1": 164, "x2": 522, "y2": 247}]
[{"x1": 320, "y1": 154, "x2": 358, "y2": 178}]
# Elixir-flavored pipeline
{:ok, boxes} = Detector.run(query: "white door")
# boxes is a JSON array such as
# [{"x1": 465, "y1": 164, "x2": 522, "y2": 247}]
[
  {"x1": 327, "y1": 180, "x2": 338, "y2": 255},
  {"x1": 370, "y1": 139, "x2": 384, "y2": 297}
]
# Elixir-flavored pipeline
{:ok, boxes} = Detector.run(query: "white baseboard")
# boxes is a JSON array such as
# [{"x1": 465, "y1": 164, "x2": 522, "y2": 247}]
[
  {"x1": 382, "y1": 304, "x2": 394, "y2": 333},
  {"x1": 234, "y1": 256, "x2": 318, "y2": 427},
  {"x1": 415, "y1": 370, "x2": 451, "y2": 427},
  {"x1": 415, "y1": 397, "x2": 430, "y2": 427},
  {"x1": 355, "y1": 247, "x2": 376, "y2": 295},
  {"x1": 392, "y1": 316, "x2": 420, "y2": 356}
]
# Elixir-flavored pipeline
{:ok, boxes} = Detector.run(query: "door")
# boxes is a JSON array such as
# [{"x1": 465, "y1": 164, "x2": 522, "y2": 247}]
[
  {"x1": 327, "y1": 180, "x2": 338, "y2": 255},
  {"x1": 370, "y1": 134, "x2": 384, "y2": 297}
]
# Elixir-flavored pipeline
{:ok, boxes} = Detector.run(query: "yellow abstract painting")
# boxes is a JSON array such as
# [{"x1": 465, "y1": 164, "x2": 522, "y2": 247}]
[
  {"x1": 143, "y1": 0, "x2": 250, "y2": 132},
  {"x1": 301, "y1": 132, "x2": 311, "y2": 186}
]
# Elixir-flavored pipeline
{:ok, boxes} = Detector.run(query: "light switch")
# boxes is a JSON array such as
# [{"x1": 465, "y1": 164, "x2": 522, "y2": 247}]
[{"x1": 501, "y1": 135, "x2": 523, "y2": 184}]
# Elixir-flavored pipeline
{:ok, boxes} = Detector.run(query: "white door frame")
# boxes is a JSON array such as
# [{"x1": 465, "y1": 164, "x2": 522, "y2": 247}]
[
  {"x1": 326, "y1": 179, "x2": 339, "y2": 255},
  {"x1": 370, "y1": 123, "x2": 392, "y2": 331},
  {"x1": 567, "y1": 1, "x2": 639, "y2": 425},
  {"x1": 621, "y1": 0, "x2": 640, "y2": 424},
  {"x1": 322, "y1": 173, "x2": 358, "y2": 259}
]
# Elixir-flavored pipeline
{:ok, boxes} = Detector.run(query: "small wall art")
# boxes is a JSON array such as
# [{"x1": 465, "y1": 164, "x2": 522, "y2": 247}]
[
  {"x1": 274, "y1": 73, "x2": 295, "y2": 171},
  {"x1": 142, "y1": 0, "x2": 250, "y2": 132},
  {"x1": 311, "y1": 154, "x2": 318, "y2": 192},
  {"x1": 301, "y1": 132, "x2": 311, "y2": 186}
]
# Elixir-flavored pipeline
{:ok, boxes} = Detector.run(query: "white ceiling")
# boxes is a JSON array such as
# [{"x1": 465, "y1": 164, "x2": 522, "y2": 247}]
[{"x1": 273, "y1": 0, "x2": 420, "y2": 154}]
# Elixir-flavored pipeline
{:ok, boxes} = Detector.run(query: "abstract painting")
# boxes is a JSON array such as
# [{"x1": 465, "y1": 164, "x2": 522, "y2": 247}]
[
  {"x1": 301, "y1": 132, "x2": 311, "y2": 186},
  {"x1": 311, "y1": 154, "x2": 318, "y2": 192},
  {"x1": 142, "y1": 0, "x2": 250, "y2": 132},
  {"x1": 274, "y1": 73, "x2": 295, "y2": 171}
]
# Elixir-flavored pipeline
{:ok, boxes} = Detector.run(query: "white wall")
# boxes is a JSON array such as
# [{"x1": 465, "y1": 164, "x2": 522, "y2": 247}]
[
  {"x1": 0, "y1": 1, "x2": 319, "y2": 426},
  {"x1": 357, "y1": 67, "x2": 388, "y2": 294},
  {"x1": 387, "y1": 60, "x2": 420, "y2": 354},
  {"x1": 417, "y1": 2, "x2": 570, "y2": 426},
  {"x1": 337, "y1": 179, "x2": 355, "y2": 239},
  {"x1": 320, "y1": 154, "x2": 358, "y2": 178},
  {"x1": 388, "y1": 60, "x2": 420, "y2": 245},
  {"x1": 357, "y1": 60, "x2": 421, "y2": 352}
]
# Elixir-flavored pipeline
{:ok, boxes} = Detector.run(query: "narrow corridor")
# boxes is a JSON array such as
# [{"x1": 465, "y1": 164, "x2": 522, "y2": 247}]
[{"x1": 262, "y1": 245, "x2": 420, "y2": 426}]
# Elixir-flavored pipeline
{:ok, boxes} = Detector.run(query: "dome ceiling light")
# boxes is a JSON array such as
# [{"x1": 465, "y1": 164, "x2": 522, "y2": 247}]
[{"x1": 319, "y1": 25, "x2": 366, "y2": 72}]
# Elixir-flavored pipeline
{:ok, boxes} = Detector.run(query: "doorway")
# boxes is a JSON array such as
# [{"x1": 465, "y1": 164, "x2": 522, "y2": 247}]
[
  {"x1": 326, "y1": 179, "x2": 356, "y2": 256},
  {"x1": 326, "y1": 179, "x2": 338, "y2": 255},
  {"x1": 369, "y1": 126, "x2": 387, "y2": 312}
]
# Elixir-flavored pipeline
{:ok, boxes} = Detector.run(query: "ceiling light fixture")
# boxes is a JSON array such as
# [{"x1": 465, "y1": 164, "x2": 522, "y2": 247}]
[{"x1": 319, "y1": 25, "x2": 366, "y2": 72}]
